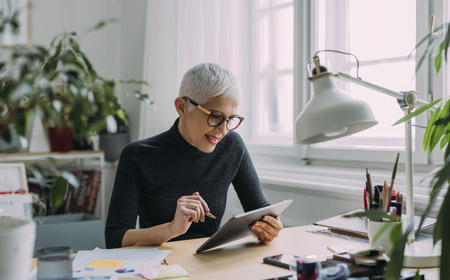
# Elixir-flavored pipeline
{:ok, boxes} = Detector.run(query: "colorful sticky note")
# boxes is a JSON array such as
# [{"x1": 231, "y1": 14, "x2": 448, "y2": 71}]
[{"x1": 88, "y1": 259, "x2": 125, "y2": 268}]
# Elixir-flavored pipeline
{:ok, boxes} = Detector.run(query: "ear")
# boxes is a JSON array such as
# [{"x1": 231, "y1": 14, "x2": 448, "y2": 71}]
[{"x1": 174, "y1": 97, "x2": 188, "y2": 118}]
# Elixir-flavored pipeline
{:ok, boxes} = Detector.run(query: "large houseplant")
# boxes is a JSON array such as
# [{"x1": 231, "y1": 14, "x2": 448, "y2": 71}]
[
  {"x1": 0, "y1": 12, "x2": 151, "y2": 152},
  {"x1": 384, "y1": 22, "x2": 450, "y2": 280}
]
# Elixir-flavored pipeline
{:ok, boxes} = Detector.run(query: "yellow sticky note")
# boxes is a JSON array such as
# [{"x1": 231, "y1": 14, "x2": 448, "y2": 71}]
[{"x1": 88, "y1": 259, "x2": 125, "y2": 268}]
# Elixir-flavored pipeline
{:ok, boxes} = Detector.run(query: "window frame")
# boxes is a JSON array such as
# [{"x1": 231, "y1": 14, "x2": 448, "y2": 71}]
[{"x1": 245, "y1": 0, "x2": 445, "y2": 172}]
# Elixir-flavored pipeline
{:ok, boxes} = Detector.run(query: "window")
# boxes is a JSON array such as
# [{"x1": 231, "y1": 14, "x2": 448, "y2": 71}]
[
  {"x1": 243, "y1": 0, "x2": 446, "y2": 165},
  {"x1": 250, "y1": 0, "x2": 294, "y2": 146}
]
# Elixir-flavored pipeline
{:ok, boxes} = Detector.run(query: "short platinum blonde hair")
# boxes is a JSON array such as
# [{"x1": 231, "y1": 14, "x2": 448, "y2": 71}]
[{"x1": 179, "y1": 63, "x2": 241, "y2": 112}]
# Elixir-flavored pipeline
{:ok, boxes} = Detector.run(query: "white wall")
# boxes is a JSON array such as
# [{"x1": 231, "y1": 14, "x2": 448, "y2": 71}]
[
  {"x1": 31, "y1": 0, "x2": 147, "y2": 142},
  {"x1": 31, "y1": 0, "x2": 147, "y2": 214}
]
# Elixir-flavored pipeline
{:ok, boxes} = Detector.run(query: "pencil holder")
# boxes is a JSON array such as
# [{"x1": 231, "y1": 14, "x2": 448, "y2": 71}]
[{"x1": 367, "y1": 219, "x2": 402, "y2": 256}]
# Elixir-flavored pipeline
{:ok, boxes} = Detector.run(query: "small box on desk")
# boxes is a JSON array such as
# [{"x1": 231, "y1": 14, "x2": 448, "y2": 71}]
[{"x1": 34, "y1": 213, "x2": 105, "y2": 257}]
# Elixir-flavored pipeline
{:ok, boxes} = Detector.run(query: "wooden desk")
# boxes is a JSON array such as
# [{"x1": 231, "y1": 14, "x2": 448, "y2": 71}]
[
  {"x1": 122, "y1": 225, "x2": 440, "y2": 280},
  {"x1": 32, "y1": 225, "x2": 440, "y2": 280}
]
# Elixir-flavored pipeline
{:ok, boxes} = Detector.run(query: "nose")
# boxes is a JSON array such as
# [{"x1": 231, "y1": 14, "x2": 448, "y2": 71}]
[{"x1": 215, "y1": 120, "x2": 228, "y2": 134}]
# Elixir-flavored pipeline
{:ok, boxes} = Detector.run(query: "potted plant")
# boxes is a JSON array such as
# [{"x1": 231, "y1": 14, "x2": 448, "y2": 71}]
[
  {"x1": 0, "y1": 11, "x2": 152, "y2": 152},
  {"x1": 381, "y1": 22, "x2": 450, "y2": 280},
  {"x1": 97, "y1": 79, "x2": 154, "y2": 161}
]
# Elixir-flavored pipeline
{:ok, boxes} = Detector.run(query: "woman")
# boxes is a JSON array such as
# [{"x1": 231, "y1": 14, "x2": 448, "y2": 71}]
[{"x1": 105, "y1": 63, "x2": 283, "y2": 248}]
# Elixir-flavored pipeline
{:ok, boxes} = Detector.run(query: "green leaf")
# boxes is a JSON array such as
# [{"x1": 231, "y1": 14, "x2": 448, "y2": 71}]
[
  {"x1": 415, "y1": 34, "x2": 441, "y2": 73},
  {"x1": 1, "y1": 126, "x2": 12, "y2": 143},
  {"x1": 385, "y1": 223, "x2": 414, "y2": 280},
  {"x1": 80, "y1": 52, "x2": 97, "y2": 77},
  {"x1": 444, "y1": 23, "x2": 450, "y2": 62},
  {"x1": 84, "y1": 18, "x2": 119, "y2": 34},
  {"x1": 13, "y1": 109, "x2": 29, "y2": 137},
  {"x1": 418, "y1": 157, "x2": 450, "y2": 231},
  {"x1": 413, "y1": 270, "x2": 422, "y2": 280},
  {"x1": 389, "y1": 222, "x2": 403, "y2": 245},
  {"x1": 441, "y1": 188, "x2": 450, "y2": 280},
  {"x1": 69, "y1": 37, "x2": 80, "y2": 52},
  {"x1": 50, "y1": 176, "x2": 68, "y2": 209},
  {"x1": 132, "y1": 90, "x2": 154, "y2": 103},
  {"x1": 343, "y1": 209, "x2": 392, "y2": 222},
  {"x1": 119, "y1": 79, "x2": 150, "y2": 87},
  {"x1": 440, "y1": 132, "x2": 449, "y2": 149},
  {"x1": 61, "y1": 171, "x2": 80, "y2": 188},
  {"x1": 393, "y1": 99, "x2": 442, "y2": 126},
  {"x1": 424, "y1": 107, "x2": 441, "y2": 152},
  {"x1": 429, "y1": 120, "x2": 446, "y2": 153},
  {"x1": 444, "y1": 145, "x2": 450, "y2": 163},
  {"x1": 371, "y1": 222, "x2": 392, "y2": 244},
  {"x1": 435, "y1": 50, "x2": 443, "y2": 73}
]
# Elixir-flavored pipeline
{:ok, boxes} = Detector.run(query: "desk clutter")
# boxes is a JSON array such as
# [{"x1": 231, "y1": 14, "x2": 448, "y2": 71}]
[
  {"x1": 263, "y1": 248, "x2": 424, "y2": 280},
  {"x1": 363, "y1": 153, "x2": 402, "y2": 220},
  {"x1": 29, "y1": 247, "x2": 189, "y2": 280}
]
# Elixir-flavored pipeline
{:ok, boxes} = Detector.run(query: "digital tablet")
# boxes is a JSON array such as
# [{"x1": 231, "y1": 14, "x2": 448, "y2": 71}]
[{"x1": 196, "y1": 199, "x2": 293, "y2": 253}]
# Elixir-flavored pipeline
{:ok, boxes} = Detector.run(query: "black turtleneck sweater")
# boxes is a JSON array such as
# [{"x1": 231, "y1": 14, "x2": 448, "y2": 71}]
[{"x1": 105, "y1": 118, "x2": 269, "y2": 249}]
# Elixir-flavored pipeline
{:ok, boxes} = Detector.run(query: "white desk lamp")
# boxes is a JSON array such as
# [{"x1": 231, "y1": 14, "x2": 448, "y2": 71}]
[{"x1": 296, "y1": 54, "x2": 441, "y2": 267}]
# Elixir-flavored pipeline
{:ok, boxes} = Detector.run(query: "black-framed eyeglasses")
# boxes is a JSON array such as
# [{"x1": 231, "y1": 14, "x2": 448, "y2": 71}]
[{"x1": 183, "y1": 97, "x2": 244, "y2": 130}]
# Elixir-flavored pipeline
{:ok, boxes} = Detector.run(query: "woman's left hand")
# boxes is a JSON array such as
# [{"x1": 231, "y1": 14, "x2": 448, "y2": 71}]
[{"x1": 250, "y1": 215, "x2": 283, "y2": 242}]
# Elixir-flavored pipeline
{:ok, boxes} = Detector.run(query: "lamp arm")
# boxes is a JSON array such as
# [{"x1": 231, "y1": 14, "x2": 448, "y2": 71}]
[
  {"x1": 335, "y1": 72, "x2": 434, "y2": 109},
  {"x1": 335, "y1": 71, "x2": 422, "y2": 243}
]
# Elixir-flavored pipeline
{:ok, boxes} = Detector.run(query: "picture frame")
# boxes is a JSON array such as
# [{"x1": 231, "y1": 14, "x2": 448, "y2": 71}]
[
  {"x1": 0, "y1": 163, "x2": 28, "y2": 194},
  {"x1": 0, "y1": 0, "x2": 31, "y2": 46}
]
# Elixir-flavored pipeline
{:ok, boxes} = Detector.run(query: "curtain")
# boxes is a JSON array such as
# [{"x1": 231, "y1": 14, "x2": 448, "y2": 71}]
[{"x1": 139, "y1": 0, "x2": 251, "y2": 139}]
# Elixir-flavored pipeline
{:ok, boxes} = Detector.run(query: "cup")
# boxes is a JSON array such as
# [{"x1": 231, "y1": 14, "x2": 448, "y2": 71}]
[
  {"x1": 367, "y1": 219, "x2": 402, "y2": 255},
  {"x1": 37, "y1": 246, "x2": 73, "y2": 280},
  {"x1": 0, "y1": 216, "x2": 36, "y2": 280}
]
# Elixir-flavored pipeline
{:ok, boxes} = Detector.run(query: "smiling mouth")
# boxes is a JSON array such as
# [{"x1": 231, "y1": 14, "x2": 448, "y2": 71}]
[{"x1": 206, "y1": 134, "x2": 221, "y2": 145}]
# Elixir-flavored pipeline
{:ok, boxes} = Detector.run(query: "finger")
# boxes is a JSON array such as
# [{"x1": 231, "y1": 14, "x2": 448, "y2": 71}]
[
  {"x1": 250, "y1": 223, "x2": 273, "y2": 242},
  {"x1": 254, "y1": 220, "x2": 279, "y2": 239},
  {"x1": 182, "y1": 205, "x2": 199, "y2": 223},
  {"x1": 262, "y1": 215, "x2": 283, "y2": 231},
  {"x1": 191, "y1": 192, "x2": 210, "y2": 212},
  {"x1": 184, "y1": 202, "x2": 204, "y2": 223},
  {"x1": 191, "y1": 192, "x2": 209, "y2": 221}
]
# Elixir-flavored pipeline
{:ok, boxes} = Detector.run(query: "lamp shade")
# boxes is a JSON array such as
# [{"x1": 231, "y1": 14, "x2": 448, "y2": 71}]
[{"x1": 296, "y1": 73, "x2": 378, "y2": 144}]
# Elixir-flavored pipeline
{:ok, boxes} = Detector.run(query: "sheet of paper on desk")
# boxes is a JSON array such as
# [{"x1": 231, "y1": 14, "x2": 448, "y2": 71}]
[
  {"x1": 73, "y1": 248, "x2": 171, "y2": 278},
  {"x1": 138, "y1": 264, "x2": 189, "y2": 280}
]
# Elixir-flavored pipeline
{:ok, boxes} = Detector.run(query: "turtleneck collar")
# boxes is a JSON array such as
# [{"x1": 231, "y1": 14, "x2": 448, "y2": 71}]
[{"x1": 171, "y1": 118, "x2": 202, "y2": 153}]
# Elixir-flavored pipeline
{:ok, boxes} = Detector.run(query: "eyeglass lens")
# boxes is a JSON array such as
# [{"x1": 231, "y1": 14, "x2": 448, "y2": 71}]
[{"x1": 208, "y1": 112, "x2": 241, "y2": 130}]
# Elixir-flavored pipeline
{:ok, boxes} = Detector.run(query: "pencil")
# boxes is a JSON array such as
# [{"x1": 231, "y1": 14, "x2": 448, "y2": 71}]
[
  {"x1": 382, "y1": 181, "x2": 388, "y2": 211},
  {"x1": 390, "y1": 152, "x2": 400, "y2": 189},
  {"x1": 365, "y1": 168, "x2": 373, "y2": 203},
  {"x1": 205, "y1": 212, "x2": 216, "y2": 219}
]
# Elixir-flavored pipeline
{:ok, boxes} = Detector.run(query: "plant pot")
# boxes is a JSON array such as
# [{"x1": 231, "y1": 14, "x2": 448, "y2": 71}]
[
  {"x1": 0, "y1": 124, "x2": 28, "y2": 153},
  {"x1": 48, "y1": 127, "x2": 73, "y2": 152},
  {"x1": 99, "y1": 132, "x2": 129, "y2": 161},
  {"x1": 367, "y1": 219, "x2": 402, "y2": 255},
  {"x1": 0, "y1": 216, "x2": 36, "y2": 280}
]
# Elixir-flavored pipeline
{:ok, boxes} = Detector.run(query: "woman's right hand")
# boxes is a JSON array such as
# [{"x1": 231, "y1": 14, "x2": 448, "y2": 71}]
[{"x1": 170, "y1": 192, "x2": 210, "y2": 236}]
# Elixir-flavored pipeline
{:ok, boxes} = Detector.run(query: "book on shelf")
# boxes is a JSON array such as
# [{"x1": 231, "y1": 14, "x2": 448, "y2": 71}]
[{"x1": 27, "y1": 168, "x2": 101, "y2": 216}]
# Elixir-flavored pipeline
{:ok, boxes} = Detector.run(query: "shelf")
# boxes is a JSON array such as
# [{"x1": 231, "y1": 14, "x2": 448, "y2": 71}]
[
  {"x1": 0, "y1": 151, "x2": 106, "y2": 220},
  {"x1": 0, "y1": 151, "x2": 105, "y2": 162}
]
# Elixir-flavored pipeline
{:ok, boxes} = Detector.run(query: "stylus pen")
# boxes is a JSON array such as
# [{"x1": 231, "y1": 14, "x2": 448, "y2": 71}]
[{"x1": 206, "y1": 212, "x2": 216, "y2": 219}]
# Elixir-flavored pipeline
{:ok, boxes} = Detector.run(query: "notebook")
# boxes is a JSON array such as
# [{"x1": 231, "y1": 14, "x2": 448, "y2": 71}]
[
  {"x1": 313, "y1": 209, "x2": 436, "y2": 238},
  {"x1": 196, "y1": 200, "x2": 293, "y2": 253}
]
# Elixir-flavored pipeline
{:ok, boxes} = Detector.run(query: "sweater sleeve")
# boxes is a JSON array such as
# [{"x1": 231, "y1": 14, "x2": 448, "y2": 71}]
[
  {"x1": 105, "y1": 143, "x2": 142, "y2": 248},
  {"x1": 231, "y1": 134, "x2": 269, "y2": 212}
]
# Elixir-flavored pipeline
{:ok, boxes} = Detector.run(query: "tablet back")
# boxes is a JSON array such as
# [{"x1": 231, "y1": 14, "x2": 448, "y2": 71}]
[{"x1": 196, "y1": 199, "x2": 293, "y2": 253}]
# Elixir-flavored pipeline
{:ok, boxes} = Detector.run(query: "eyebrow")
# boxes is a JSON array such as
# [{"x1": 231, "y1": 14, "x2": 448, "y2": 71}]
[{"x1": 208, "y1": 108, "x2": 239, "y2": 118}]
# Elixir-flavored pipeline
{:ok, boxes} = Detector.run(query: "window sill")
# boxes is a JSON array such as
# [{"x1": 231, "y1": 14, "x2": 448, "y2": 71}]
[{"x1": 252, "y1": 154, "x2": 435, "y2": 206}]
